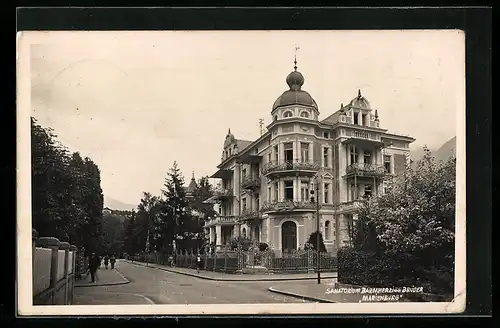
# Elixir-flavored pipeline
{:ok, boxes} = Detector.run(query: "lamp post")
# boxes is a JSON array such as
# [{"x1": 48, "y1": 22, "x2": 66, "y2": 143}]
[{"x1": 310, "y1": 174, "x2": 321, "y2": 284}]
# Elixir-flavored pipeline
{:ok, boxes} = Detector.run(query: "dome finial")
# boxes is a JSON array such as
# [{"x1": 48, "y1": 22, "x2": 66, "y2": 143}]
[
  {"x1": 294, "y1": 46, "x2": 300, "y2": 71},
  {"x1": 228, "y1": 128, "x2": 231, "y2": 135},
  {"x1": 358, "y1": 89, "x2": 362, "y2": 98},
  {"x1": 192, "y1": 171, "x2": 195, "y2": 180}
]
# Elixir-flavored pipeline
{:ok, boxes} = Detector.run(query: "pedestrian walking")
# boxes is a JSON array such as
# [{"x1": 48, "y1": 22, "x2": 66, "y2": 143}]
[
  {"x1": 88, "y1": 253, "x2": 101, "y2": 283},
  {"x1": 110, "y1": 255, "x2": 116, "y2": 269},
  {"x1": 196, "y1": 253, "x2": 203, "y2": 273},
  {"x1": 104, "y1": 255, "x2": 109, "y2": 269}
]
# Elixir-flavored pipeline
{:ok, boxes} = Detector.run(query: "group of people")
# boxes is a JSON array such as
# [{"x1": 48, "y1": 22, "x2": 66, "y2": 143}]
[{"x1": 86, "y1": 253, "x2": 117, "y2": 283}]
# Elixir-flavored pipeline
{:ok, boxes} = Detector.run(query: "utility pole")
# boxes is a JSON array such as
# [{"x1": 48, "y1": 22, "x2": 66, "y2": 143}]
[{"x1": 310, "y1": 174, "x2": 321, "y2": 284}]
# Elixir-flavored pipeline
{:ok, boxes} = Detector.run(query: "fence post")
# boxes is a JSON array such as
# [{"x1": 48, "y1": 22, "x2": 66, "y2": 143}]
[
  {"x1": 59, "y1": 242, "x2": 70, "y2": 305},
  {"x1": 32, "y1": 229, "x2": 38, "y2": 295},
  {"x1": 35, "y1": 237, "x2": 60, "y2": 305},
  {"x1": 69, "y1": 245, "x2": 77, "y2": 304}
]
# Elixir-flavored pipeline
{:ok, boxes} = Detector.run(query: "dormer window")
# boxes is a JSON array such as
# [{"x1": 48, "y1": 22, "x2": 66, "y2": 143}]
[
  {"x1": 283, "y1": 111, "x2": 293, "y2": 118},
  {"x1": 300, "y1": 111, "x2": 310, "y2": 118},
  {"x1": 353, "y1": 111, "x2": 359, "y2": 125}
]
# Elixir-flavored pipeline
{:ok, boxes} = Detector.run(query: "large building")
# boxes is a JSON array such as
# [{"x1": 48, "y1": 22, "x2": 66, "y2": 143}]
[{"x1": 204, "y1": 60, "x2": 415, "y2": 255}]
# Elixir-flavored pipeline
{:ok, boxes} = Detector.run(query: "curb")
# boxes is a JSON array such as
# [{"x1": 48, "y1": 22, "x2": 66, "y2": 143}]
[
  {"x1": 125, "y1": 260, "x2": 337, "y2": 282},
  {"x1": 268, "y1": 287, "x2": 336, "y2": 303},
  {"x1": 75, "y1": 268, "x2": 130, "y2": 288}
]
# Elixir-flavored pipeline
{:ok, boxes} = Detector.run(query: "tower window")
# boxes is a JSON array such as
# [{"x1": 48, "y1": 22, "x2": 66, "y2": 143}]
[
  {"x1": 284, "y1": 181, "x2": 294, "y2": 200},
  {"x1": 364, "y1": 185, "x2": 372, "y2": 198},
  {"x1": 353, "y1": 112, "x2": 359, "y2": 125},
  {"x1": 350, "y1": 145, "x2": 358, "y2": 164},
  {"x1": 323, "y1": 147, "x2": 329, "y2": 167},
  {"x1": 283, "y1": 111, "x2": 293, "y2": 118},
  {"x1": 324, "y1": 183, "x2": 330, "y2": 203},
  {"x1": 300, "y1": 111, "x2": 310, "y2": 118},
  {"x1": 364, "y1": 151, "x2": 372, "y2": 164},
  {"x1": 301, "y1": 143, "x2": 309, "y2": 162},
  {"x1": 274, "y1": 115, "x2": 278, "y2": 121},
  {"x1": 323, "y1": 132, "x2": 329, "y2": 138},
  {"x1": 301, "y1": 181, "x2": 309, "y2": 200},
  {"x1": 384, "y1": 155, "x2": 391, "y2": 173}
]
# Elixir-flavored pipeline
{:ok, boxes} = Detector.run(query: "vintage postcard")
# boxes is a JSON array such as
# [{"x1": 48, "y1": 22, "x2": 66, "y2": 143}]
[{"x1": 17, "y1": 30, "x2": 466, "y2": 316}]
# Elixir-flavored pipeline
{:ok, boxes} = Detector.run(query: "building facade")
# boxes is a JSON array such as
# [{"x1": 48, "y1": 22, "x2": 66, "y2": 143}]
[{"x1": 204, "y1": 62, "x2": 415, "y2": 255}]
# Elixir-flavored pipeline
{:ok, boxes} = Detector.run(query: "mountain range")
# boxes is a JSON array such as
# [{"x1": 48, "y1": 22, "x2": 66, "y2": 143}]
[
  {"x1": 104, "y1": 195, "x2": 136, "y2": 211},
  {"x1": 410, "y1": 136, "x2": 456, "y2": 165}
]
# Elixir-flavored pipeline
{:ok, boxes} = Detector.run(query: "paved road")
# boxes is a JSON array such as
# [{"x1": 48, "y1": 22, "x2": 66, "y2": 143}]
[{"x1": 75, "y1": 260, "x2": 315, "y2": 305}]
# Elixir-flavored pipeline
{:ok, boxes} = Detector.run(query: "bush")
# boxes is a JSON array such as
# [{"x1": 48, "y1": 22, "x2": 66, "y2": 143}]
[
  {"x1": 258, "y1": 242, "x2": 269, "y2": 251},
  {"x1": 230, "y1": 236, "x2": 253, "y2": 251}
]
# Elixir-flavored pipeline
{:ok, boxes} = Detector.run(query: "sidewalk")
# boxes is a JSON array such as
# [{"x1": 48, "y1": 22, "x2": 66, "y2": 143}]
[
  {"x1": 125, "y1": 260, "x2": 338, "y2": 281},
  {"x1": 269, "y1": 281, "x2": 361, "y2": 303},
  {"x1": 75, "y1": 266, "x2": 130, "y2": 287}
]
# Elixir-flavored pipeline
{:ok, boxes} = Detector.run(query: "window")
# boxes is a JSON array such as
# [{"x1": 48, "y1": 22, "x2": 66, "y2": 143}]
[
  {"x1": 242, "y1": 168, "x2": 247, "y2": 179},
  {"x1": 242, "y1": 228, "x2": 247, "y2": 238},
  {"x1": 300, "y1": 111, "x2": 310, "y2": 118},
  {"x1": 274, "y1": 115, "x2": 278, "y2": 121},
  {"x1": 284, "y1": 181, "x2": 294, "y2": 201},
  {"x1": 301, "y1": 181, "x2": 310, "y2": 201},
  {"x1": 364, "y1": 151, "x2": 372, "y2": 164},
  {"x1": 325, "y1": 221, "x2": 331, "y2": 240},
  {"x1": 350, "y1": 184, "x2": 356, "y2": 200},
  {"x1": 353, "y1": 112, "x2": 359, "y2": 125},
  {"x1": 350, "y1": 145, "x2": 358, "y2": 164},
  {"x1": 274, "y1": 182, "x2": 279, "y2": 201},
  {"x1": 268, "y1": 186, "x2": 272, "y2": 201},
  {"x1": 256, "y1": 197, "x2": 260, "y2": 210},
  {"x1": 267, "y1": 153, "x2": 272, "y2": 164},
  {"x1": 324, "y1": 183, "x2": 330, "y2": 203},
  {"x1": 218, "y1": 206, "x2": 222, "y2": 214},
  {"x1": 364, "y1": 184, "x2": 372, "y2": 198},
  {"x1": 323, "y1": 147, "x2": 329, "y2": 167},
  {"x1": 301, "y1": 143, "x2": 309, "y2": 162},
  {"x1": 323, "y1": 131, "x2": 329, "y2": 138},
  {"x1": 362, "y1": 114, "x2": 368, "y2": 126},
  {"x1": 283, "y1": 111, "x2": 293, "y2": 118},
  {"x1": 384, "y1": 155, "x2": 391, "y2": 173},
  {"x1": 274, "y1": 145, "x2": 279, "y2": 162},
  {"x1": 242, "y1": 198, "x2": 247, "y2": 211}
]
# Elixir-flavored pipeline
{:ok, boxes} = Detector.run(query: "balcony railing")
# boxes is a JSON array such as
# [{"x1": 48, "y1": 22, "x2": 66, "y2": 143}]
[
  {"x1": 261, "y1": 200, "x2": 317, "y2": 213},
  {"x1": 213, "y1": 188, "x2": 234, "y2": 198},
  {"x1": 239, "y1": 208, "x2": 261, "y2": 221},
  {"x1": 336, "y1": 200, "x2": 363, "y2": 213},
  {"x1": 241, "y1": 176, "x2": 261, "y2": 190},
  {"x1": 345, "y1": 163, "x2": 387, "y2": 177},
  {"x1": 345, "y1": 130, "x2": 381, "y2": 141},
  {"x1": 205, "y1": 215, "x2": 237, "y2": 226},
  {"x1": 261, "y1": 160, "x2": 321, "y2": 176}
]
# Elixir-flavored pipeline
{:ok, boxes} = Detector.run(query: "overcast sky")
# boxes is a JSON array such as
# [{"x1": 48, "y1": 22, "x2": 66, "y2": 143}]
[{"x1": 28, "y1": 30, "x2": 464, "y2": 206}]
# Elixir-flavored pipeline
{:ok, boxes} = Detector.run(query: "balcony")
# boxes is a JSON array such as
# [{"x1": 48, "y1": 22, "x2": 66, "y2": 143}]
[
  {"x1": 344, "y1": 163, "x2": 387, "y2": 178},
  {"x1": 241, "y1": 176, "x2": 261, "y2": 190},
  {"x1": 205, "y1": 215, "x2": 238, "y2": 227},
  {"x1": 261, "y1": 200, "x2": 317, "y2": 214},
  {"x1": 239, "y1": 208, "x2": 261, "y2": 221},
  {"x1": 261, "y1": 160, "x2": 321, "y2": 177},
  {"x1": 203, "y1": 188, "x2": 234, "y2": 204},
  {"x1": 341, "y1": 130, "x2": 384, "y2": 148},
  {"x1": 336, "y1": 200, "x2": 363, "y2": 213}
]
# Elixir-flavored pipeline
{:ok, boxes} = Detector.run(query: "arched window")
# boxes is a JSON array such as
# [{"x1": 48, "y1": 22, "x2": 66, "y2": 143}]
[
  {"x1": 300, "y1": 111, "x2": 310, "y2": 118},
  {"x1": 283, "y1": 111, "x2": 293, "y2": 118},
  {"x1": 281, "y1": 221, "x2": 297, "y2": 253},
  {"x1": 254, "y1": 226, "x2": 260, "y2": 242},
  {"x1": 325, "y1": 221, "x2": 331, "y2": 240},
  {"x1": 242, "y1": 228, "x2": 247, "y2": 238}
]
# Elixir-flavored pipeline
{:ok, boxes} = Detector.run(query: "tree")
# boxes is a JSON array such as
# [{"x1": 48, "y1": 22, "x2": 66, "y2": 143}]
[
  {"x1": 343, "y1": 147, "x2": 456, "y2": 295},
  {"x1": 306, "y1": 231, "x2": 327, "y2": 252},
  {"x1": 158, "y1": 161, "x2": 191, "y2": 253},
  {"x1": 123, "y1": 210, "x2": 142, "y2": 255},
  {"x1": 31, "y1": 118, "x2": 106, "y2": 255},
  {"x1": 136, "y1": 192, "x2": 162, "y2": 253}
]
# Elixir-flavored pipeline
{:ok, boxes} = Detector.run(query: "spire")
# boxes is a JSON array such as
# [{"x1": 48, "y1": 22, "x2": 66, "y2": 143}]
[
  {"x1": 192, "y1": 171, "x2": 195, "y2": 180},
  {"x1": 375, "y1": 109, "x2": 379, "y2": 121},
  {"x1": 358, "y1": 89, "x2": 362, "y2": 98},
  {"x1": 228, "y1": 128, "x2": 231, "y2": 135}
]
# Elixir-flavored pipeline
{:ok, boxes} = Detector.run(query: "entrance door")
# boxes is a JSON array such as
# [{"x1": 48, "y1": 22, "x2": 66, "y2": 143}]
[{"x1": 281, "y1": 221, "x2": 297, "y2": 254}]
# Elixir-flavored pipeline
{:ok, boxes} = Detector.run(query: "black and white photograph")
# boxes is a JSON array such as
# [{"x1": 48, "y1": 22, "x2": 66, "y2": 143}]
[{"x1": 17, "y1": 29, "x2": 466, "y2": 315}]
